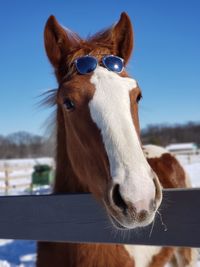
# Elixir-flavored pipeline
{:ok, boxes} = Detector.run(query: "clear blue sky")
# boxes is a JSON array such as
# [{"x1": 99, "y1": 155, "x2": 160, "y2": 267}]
[{"x1": 0, "y1": 0, "x2": 200, "y2": 135}]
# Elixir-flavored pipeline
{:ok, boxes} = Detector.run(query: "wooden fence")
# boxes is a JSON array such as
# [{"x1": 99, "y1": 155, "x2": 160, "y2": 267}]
[
  {"x1": 0, "y1": 158, "x2": 54, "y2": 194},
  {"x1": 0, "y1": 188, "x2": 200, "y2": 247},
  {"x1": 0, "y1": 163, "x2": 32, "y2": 194}
]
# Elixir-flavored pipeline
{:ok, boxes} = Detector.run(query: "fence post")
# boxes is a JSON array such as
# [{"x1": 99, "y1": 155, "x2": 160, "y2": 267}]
[{"x1": 4, "y1": 163, "x2": 9, "y2": 195}]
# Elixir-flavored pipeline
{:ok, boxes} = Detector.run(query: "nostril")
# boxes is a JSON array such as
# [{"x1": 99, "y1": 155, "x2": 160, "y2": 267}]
[{"x1": 112, "y1": 184, "x2": 128, "y2": 214}]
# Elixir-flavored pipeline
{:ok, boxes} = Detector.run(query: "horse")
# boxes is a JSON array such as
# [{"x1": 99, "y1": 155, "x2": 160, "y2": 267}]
[{"x1": 37, "y1": 13, "x2": 197, "y2": 267}]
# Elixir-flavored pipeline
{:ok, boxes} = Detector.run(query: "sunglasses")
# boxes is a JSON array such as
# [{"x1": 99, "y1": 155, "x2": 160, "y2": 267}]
[{"x1": 74, "y1": 55, "x2": 124, "y2": 75}]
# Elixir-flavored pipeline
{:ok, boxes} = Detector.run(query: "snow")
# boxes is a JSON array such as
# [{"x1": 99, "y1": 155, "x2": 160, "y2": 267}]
[
  {"x1": 177, "y1": 154, "x2": 200, "y2": 165},
  {"x1": 177, "y1": 154, "x2": 200, "y2": 188},
  {"x1": 0, "y1": 260, "x2": 10, "y2": 267},
  {"x1": 0, "y1": 241, "x2": 13, "y2": 247},
  {"x1": 0, "y1": 158, "x2": 54, "y2": 168},
  {"x1": 0, "y1": 240, "x2": 36, "y2": 267},
  {"x1": 185, "y1": 163, "x2": 200, "y2": 187},
  {"x1": 0, "y1": 155, "x2": 199, "y2": 266},
  {"x1": 166, "y1": 142, "x2": 197, "y2": 151}
]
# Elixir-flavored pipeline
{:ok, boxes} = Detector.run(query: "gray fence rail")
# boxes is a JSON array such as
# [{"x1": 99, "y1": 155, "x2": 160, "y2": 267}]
[{"x1": 0, "y1": 189, "x2": 200, "y2": 247}]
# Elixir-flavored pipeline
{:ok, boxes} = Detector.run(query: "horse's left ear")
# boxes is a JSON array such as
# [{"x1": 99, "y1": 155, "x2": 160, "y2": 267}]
[{"x1": 112, "y1": 12, "x2": 133, "y2": 65}]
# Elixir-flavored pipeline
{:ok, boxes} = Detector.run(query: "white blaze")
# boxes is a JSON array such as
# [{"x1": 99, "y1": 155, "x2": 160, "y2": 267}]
[{"x1": 89, "y1": 66, "x2": 155, "y2": 209}]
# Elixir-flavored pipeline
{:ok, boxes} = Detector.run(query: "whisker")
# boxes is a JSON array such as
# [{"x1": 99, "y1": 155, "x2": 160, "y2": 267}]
[
  {"x1": 157, "y1": 210, "x2": 168, "y2": 232},
  {"x1": 149, "y1": 216, "x2": 156, "y2": 238}
]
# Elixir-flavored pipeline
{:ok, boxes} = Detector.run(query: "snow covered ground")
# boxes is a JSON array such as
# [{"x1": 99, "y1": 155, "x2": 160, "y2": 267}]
[
  {"x1": 0, "y1": 154, "x2": 199, "y2": 266},
  {"x1": 177, "y1": 154, "x2": 200, "y2": 187},
  {"x1": 0, "y1": 240, "x2": 35, "y2": 267}
]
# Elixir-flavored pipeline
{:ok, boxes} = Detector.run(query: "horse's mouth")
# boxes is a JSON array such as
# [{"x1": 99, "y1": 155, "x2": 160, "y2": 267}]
[
  {"x1": 103, "y1": 189, "x2": 160, "y2": 230},
  {"x1": 109, "y1": 215, "x2": 128, "y2": 230},
  {"x1": 106, "y1": 205, "x2": 157, "y2": 230},
  {"x1": 108, "y1": 211, "x2": 156, "y2": 230}
]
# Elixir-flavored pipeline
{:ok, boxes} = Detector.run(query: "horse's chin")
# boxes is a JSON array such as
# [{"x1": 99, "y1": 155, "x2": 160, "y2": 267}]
[
  {"x1": 108, "y1": 211, "x2": 156, "y2": 231},
  {"x1": 109, "y1": 215, "x2": 130, "y2": 230}
]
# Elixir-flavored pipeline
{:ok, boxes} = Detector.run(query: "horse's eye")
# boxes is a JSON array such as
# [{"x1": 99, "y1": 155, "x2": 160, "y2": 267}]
[
  {"x1": 63, "y1": 98, "x2": 75, "y2": 111},
  {"x1": 136, "y1": 94, "x2": 142, "y2": 103}
]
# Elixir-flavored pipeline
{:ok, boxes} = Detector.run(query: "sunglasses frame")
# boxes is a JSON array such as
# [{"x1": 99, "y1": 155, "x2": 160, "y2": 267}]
[{"x1": 74, "y1": 55, "x2": 124, "y2": 75}]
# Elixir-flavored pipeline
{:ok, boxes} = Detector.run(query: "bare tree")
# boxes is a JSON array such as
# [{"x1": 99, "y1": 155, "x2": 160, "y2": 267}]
[{"x1": 142, "y1": 122, "x2": 200, "y2": 146}]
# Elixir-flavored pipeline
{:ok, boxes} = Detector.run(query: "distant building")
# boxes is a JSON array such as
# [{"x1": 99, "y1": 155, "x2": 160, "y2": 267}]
[{"x1": 165, "y1": 143, "x2": 198, "y2": 155}]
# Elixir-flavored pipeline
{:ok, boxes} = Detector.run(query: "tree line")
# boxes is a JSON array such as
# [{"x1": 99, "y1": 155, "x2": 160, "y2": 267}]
[
  {"x1": 0, "y1": 122, "x2": 199, "y2": 159},
  {"x1": 141, "y1": 122, "x2": 200, "y2": 146},
  {"x1": 0, "y1": 131, "x2": 54, "y2": 159}
]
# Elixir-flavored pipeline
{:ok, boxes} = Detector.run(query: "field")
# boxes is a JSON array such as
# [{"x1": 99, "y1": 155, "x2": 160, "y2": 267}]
[{"x1": 0, "y1": 154, "x2": 199, "y2": 266}]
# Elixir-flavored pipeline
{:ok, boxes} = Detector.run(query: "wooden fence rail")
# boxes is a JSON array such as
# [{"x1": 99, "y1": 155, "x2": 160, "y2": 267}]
[
  {"x1": 0, "y1": 166, "x2": 32, "y2": 194},
  {"x1": 0, "y1": 164, "x2": 32, "y2": 194},
  {"x1": 0, "y1": 188, "x2": 200, "y2": 247}
]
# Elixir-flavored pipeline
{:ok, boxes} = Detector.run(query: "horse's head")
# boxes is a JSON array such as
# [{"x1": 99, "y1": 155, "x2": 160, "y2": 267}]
[{"x1": 44, "y1": 13, "x2": 162, "y2": 229}]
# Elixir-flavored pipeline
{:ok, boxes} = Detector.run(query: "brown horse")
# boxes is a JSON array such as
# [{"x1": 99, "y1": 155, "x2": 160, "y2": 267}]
[{"x1": 37, "y1": 13, "x2": 197, "y2": 267}]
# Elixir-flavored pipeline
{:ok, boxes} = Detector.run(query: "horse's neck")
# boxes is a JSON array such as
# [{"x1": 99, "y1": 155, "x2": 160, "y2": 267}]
[
  {"x1": 54, "y1": 106, "x2": 88, "y2": 193},
  {"x1": 37, "y1": 242, "x2": 134, "y2": 267}
]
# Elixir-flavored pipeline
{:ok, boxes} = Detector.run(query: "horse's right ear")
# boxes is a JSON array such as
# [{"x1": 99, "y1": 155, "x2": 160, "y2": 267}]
[{"x1": 44, "y1": 15, "x2": 80, "y2": 68}]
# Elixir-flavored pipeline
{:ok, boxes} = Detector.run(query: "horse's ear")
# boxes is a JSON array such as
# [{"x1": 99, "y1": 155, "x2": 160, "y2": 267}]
[
  {"x1": 44, "y1": 15, "x2": 80, "y2": 68},
  {"x1": 112, "y1": 12, "x2": 133, "y2": 65}
]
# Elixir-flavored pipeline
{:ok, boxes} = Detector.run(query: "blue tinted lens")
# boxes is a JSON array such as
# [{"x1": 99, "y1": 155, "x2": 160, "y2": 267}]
[
  {"x1": 75, "y1": 56, "x2": 97, "y2": 74},
  {"x1": 103, "y1": 56, "x2": 124, "y2": 73}
]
